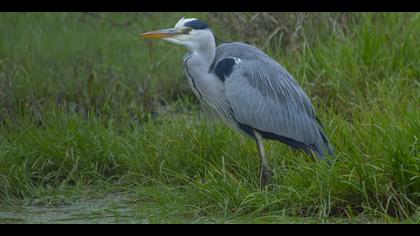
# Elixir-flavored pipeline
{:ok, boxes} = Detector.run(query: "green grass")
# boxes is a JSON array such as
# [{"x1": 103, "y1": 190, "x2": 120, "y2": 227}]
[{"x1": 0, "y1": 12, "x2": 419, "y2": 223}]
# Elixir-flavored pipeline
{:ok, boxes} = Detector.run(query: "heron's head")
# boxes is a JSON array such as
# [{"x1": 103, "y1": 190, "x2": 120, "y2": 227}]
[{"x1": 140, "y1": 17, "x2": 214, "y2": 51}]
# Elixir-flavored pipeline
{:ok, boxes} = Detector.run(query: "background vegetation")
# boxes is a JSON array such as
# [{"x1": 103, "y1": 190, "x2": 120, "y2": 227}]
[{"x1": 0, "y1": 12, "x2": 419, "y2": 223}]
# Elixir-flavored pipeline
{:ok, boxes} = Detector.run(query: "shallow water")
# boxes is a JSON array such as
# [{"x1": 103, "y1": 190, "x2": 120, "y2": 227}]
[
  {"x1": 0, "y1": 191, "x2": 304, "y2": 223},
  {"x1": 0, "y1": 189, "x2": 400, "y2": 224},
  {"x1": 0, "y1": 192, "x2": 146, "y2": 224}
]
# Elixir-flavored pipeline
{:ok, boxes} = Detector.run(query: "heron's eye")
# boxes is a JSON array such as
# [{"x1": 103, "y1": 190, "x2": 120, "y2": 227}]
[{"x1": 185, "y1": 27, "x2": 192, "y2": 34}]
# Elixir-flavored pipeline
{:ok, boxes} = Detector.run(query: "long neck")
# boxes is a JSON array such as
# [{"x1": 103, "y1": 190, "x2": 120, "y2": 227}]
[{"x1": 187, "y1": 36, "x2": 216, "y2": 71}]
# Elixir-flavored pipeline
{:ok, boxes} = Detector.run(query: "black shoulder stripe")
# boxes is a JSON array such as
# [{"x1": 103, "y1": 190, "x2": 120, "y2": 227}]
[{"x1": 214, "y1": 58, "x2": 236, "y2": 82}]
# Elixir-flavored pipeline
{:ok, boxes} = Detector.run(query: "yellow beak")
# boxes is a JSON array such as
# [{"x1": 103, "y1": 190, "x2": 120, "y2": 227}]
[{"x1": 140, "y1": 28, "x2": 179, "y2": 39}]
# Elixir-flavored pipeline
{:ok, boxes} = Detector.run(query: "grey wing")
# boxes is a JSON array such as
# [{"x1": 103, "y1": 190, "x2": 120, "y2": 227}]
[{"x1": 217, "y1": 43, "x2": 331, "y2": 158}]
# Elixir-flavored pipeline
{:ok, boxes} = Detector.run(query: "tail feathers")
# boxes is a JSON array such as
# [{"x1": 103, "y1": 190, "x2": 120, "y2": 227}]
[
  {"x1": 313, "y1": 117, "x2": 335, "y2": 160},
  {"x1": 318, "y1": 128, "x2": 335, "y2": 158}
]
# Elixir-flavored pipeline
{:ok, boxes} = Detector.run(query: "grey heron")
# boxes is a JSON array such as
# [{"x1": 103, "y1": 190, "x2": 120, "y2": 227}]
[{"x1": 141, "y1": 17, "x2": 335, "y2": 187}]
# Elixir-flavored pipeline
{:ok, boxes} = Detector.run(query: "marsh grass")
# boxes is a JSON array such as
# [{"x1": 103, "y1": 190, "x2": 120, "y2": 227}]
[{"x1": 0, "y1": 12, "x2": 419, "y2": 223}]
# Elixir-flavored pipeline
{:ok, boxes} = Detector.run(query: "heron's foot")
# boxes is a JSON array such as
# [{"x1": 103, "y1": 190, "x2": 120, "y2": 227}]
[{"x1": 260, "y1": 166, "x2": 273, "y2": 188}]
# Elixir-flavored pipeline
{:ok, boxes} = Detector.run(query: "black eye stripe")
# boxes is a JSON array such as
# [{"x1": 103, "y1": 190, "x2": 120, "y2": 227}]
[{"x1": 184, "y1": 20, "x2": 209, "y2": 30}]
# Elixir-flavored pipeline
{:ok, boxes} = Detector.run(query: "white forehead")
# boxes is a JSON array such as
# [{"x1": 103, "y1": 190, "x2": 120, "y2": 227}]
[{"x1": 175, "y1": 17, "x2": 197, "y2": 28}]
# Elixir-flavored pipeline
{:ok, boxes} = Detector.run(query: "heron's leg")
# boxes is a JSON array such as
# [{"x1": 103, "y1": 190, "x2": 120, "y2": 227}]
[
  {"x1": 239, "y1": 136, "x2": 246, "y2": 147},
  {"x1": 252, "y1": 129, "x2": 272, "y2": 188}
]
